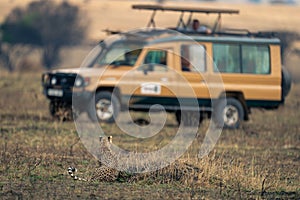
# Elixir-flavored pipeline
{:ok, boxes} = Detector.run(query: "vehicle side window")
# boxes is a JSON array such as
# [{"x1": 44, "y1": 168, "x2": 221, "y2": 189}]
[
  {"x1": 213, "y1": 43, "x2": 271, "y2": 75},
  {"x1": 140, "y1": 50, "x2": 168, "y2": 72},
  {"x1": 213, "y1": 44, "x2": 240, "y2": 73},
  {"x1": 181, "y1": 44, "x2": 206, "y2": 72},
  {"x1": 242, "y1": 45, "x2": 270, "y2": 74}
]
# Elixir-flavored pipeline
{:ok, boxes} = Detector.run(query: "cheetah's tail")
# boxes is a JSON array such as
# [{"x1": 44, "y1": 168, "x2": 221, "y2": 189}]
[{"x1": 68, "y1": 167, "x2": 87, "y2": 181}]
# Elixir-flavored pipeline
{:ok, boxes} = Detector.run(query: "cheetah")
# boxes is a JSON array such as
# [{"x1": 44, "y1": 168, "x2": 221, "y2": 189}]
[
  {"x1": 68, "y1": 136, "x2": 201, "y2": 183},
  {"x1": 68, "y1": 136, "x2": 120, "y2": 182}
]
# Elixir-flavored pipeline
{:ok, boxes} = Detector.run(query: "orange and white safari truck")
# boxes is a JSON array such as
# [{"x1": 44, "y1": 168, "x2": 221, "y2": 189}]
[{"x1": 42, "y1": 4, "x2": 291, "y2": 129}]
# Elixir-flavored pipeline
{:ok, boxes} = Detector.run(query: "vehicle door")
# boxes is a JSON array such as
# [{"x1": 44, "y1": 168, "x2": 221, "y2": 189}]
[
  {"x1": 177, "y1": 42, "x2": 211, "y2": 108},
  {"x1": 120, "y1": 47, "x2": 178, "y2": 108}
]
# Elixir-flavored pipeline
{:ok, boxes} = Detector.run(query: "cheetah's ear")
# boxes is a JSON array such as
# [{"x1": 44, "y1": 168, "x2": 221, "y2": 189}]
[
  {"x1": 99, "y1": 136, "x2": 103, "y2": 142},
  {"x1": 108, "y1": 136, "x2": 112, "y2": 143}
]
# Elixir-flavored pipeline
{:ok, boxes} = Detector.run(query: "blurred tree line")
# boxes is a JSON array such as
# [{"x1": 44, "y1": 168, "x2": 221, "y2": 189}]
[{"x1": 0, "y1": 0, "x2": 86, "y2": 71}]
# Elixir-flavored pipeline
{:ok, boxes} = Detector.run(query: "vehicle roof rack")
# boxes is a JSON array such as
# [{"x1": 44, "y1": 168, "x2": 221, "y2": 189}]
[
  {"x1": 132, "y1": 4, "x2": 239, "y2": 14},
  {"x1": 132, "y1": 4, "x2": 239, "y2": 32},
  {"x1": 175, "y1": 28, "x2": 277, "y2": 38},
  {"x1": 102, "y1": 5, "x2": 275, "y2": 40},
  {"x1": 213, "y1": 29, "x2": 276, "y2": 38}
]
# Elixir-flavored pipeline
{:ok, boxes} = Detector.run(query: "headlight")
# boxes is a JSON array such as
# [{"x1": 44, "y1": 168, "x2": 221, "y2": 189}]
[
  {"x1": 51, "y1": 77, "x2": 57, "y2": 85},
  {"x1": 74, "y1": 78, "x2": 83, "y2": 87},
  {"x1": 74, "y1": 76, "x2": 90, "y2": 87}
]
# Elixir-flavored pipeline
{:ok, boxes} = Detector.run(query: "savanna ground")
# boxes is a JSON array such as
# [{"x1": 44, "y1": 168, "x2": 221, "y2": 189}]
[
  {"x1": 0, "y1": 74, "x2": 299, "y2": 199},
  {"x1": 0, "y1": 0, "x2": 300, "y2": 199}
]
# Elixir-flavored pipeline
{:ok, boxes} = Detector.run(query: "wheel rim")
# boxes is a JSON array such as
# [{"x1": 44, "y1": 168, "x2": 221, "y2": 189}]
[
  {"x1": 223, "y1": 105, "x2": 239, "y2": 127},
  {"x1": 96, "y1": 99, "x2": 114, "y2": 121}
]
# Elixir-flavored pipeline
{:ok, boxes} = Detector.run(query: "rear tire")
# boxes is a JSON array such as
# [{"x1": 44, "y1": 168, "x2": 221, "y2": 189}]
[
  {"x1": 281, "y1": 66, "x2": 292, "y2": 101},
  {"x1": 213, "y1": 98, "x2": 244, "y2": 129}
]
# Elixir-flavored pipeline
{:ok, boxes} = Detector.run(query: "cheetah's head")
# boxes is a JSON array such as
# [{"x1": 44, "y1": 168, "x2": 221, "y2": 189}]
[{"x1": 99, "y1": 136, "x2": 112, "y2": 147}]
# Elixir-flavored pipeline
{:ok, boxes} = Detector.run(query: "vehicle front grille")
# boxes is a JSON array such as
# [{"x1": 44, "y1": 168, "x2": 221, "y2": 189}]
[{"x1": 48, "y1": 73, "x2": 77, "y2": 88}]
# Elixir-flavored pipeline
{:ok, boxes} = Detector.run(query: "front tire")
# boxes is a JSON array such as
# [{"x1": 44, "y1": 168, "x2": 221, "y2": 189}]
[
  {"x1": 88, "y1": 91, "x2": 120, "y2": 123},
  {"x1": 213, "y1": 98, "x2": 244, "y2": 129}
]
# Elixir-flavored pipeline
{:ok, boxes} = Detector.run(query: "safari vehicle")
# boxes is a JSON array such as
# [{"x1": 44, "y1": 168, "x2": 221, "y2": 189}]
[{"x1": 41, "y1": 4, "x2": 291, "y2": 128}]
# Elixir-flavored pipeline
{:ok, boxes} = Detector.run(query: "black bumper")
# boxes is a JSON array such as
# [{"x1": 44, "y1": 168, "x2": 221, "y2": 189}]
[{"x1": 43, "y1": 86, "x2": 93, "y2": 104}]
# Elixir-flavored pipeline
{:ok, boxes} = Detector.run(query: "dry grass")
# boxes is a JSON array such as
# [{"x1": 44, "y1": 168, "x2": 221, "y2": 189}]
[{"x1": 0, "y1": 72, "x2": 299, "y2": 199}]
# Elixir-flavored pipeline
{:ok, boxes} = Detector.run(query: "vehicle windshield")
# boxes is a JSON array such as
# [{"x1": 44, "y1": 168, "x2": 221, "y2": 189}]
[
  {"x1": 81, "y1": 39, "x2": 144, "y2": 68},
  {"x1": 80, "y1": 44, "x2": 103, "y2": 68},
  {"x1": 98, "y1": 41, "x2": 143, "y2": 67}
]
